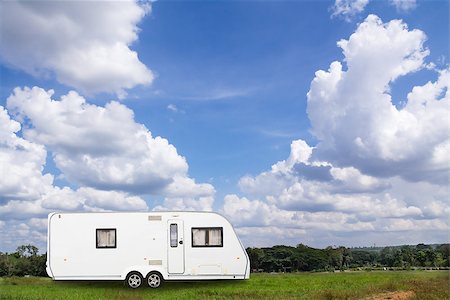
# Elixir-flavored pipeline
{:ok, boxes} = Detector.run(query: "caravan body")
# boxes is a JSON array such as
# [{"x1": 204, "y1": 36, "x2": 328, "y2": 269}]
[{"x1": 46, "y1": 211, "x2": 249, "y2": 288}]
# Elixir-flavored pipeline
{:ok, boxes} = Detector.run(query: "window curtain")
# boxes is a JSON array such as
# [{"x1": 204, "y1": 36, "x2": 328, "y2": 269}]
[
  {"x1": 97, "y1": 230, "x2": 115, "y2": 247},
  {"x1": 209, "y1": 229, "x2": 222, "y2": 246},
  {"x1": 192, "y1": 228, "x2": 206, "y2": 246}
]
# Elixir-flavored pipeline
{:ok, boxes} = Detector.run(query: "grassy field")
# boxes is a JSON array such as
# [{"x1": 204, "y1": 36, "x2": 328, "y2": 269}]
[{"x1": 0, "y1": 271, "x2": 448, "y2": 300}]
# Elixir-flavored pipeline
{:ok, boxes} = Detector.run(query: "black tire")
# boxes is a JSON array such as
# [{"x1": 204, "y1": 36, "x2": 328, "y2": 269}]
[
  {"x1": 126, "y1": 271, "x2": 143, "y2": 289},
  {"x1": 146, "y1": 271, "x2": 163, "y2": 288}
]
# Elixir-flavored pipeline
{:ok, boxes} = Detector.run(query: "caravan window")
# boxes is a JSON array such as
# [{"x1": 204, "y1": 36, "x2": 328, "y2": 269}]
[
  {"x1": 191, "y1": 227, "x2": 223, "y2": 247},
  {"x1": 170, "y1": 224, "x2": 178, "y2": 247},
  {"x1": 96, "y1": 229, "x2": 116, "y2": 248}
]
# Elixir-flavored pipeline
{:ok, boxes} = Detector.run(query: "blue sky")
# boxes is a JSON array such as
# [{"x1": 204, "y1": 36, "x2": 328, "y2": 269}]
[{"x1": 0, "y1": 0, "x2": 449, "y2": 252}]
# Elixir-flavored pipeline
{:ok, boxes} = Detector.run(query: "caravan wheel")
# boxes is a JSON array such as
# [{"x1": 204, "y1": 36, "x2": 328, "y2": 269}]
[
  {"x1": 147, "y1": 272, "x2": 163, "y2": 288},
  {"x1": 126, "y1": 271, "x2": 143, "y2": 289}
]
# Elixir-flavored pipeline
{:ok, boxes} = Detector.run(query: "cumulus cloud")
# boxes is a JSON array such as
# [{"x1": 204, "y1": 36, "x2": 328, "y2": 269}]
[
  {"x1": 43, "y1": 187, "x2": 148, "y2": 212},
  {"x1": 0, "y1": 1, "x2": 153, "y2": 97},
  {"x1": 153, "y1": 196, "x2": 214, "y2": 212},
  {"x1": 238, "y1": 140, "x2": 422, "y2": 218},
  {"x1": 223, "y1": 190, "x2": 448, "y2": 248},
  {"x1": 0, "y1": 219, "x2": 47, "y2": 251},
  {"x1": 0, "y1": 181, "x2": 149, "y2": 221},
  {"x1": 0, "y1": 140, "x2": 148, "y2": 250},
  {"x1": 328, "y1": 167, "x2": 390, "y2": 194},
  {"x1": 239, "y1": 140, "x2": 313, "y2": 197},
  {"x1": 0, "y1": 106, "x2": 54, "y2": 203},
  {"x1": 331, "y1": 0, "x2": 369, "y2": 21},
  {"x1": 381, "y1": 218, "x2": 448, "y2": 232},
  {"x1": 225, "y1": 15, "x2": 450, "y2": 247},
  {"x1": 6, "y1": 87, "x2": 214, "y2": 199},
  {"x1": 1, "y1": 195, "x2": 147, "y2": 238},
  {"x1": 223, "y1": 194, "x2": 286, "y2": 227},
  {"x1": 0, "y1": 1, "x2": 217, "y2": 251},
  {"x1": 1, "y1": 87, "x2": 214, "y2": 250},
  {"x1": 240, "y1": 140, "x2": 387, "y2": 199},
  {"x1": 222, "y1": 194, "x2": 377, "y2": 232},
  {"x1": 163, "y1": 176, "x2": 215, "y2": 199},
  {"x1": 235, "y1": 226, "x2": 307, "y2": 248},
  {"x1": 307, "y1": 15, "x2": 449, "y2": 184}
]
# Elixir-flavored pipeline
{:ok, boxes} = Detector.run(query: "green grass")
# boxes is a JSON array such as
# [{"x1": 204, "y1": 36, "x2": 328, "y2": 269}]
[{"x1": 0, "y1": 271, "x2": 448, "y2": 300}]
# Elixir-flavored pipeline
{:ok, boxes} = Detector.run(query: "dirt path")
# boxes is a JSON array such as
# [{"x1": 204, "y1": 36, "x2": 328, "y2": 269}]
[{"x1": 365, "y1": 291, "x2": 416, "y2": 300}]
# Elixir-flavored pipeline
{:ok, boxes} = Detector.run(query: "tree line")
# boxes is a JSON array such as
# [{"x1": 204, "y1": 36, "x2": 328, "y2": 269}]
[
  {"x1": 246, "y1": 243, "x2": 450, "y2": 272},
  {"x1": 0, "y1": 243, "x2": 448, "y2": 276},
  {"x1": 0, "y1": 245, "x2": 47, "y2": 277}
]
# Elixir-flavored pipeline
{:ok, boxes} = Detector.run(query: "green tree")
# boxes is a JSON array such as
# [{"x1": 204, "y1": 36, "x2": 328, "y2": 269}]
[
  {"x1": 400, "y1": 246, "x2": 415, "y2": 268},
  {"x1": 380, "y1": 247, "x2": 395, "y2": 266},
  {"x1": 415, "y1": 250, "x2": 427, "y2": 267},
  {"x1": 425, "y1": 249, "x2": 437, "y2": 267},
  {"x1": 246, "y1": 247, "x2": 264, "y2": 271},
  {"x1": 393, "y1": 249, "x2": 404, "y2": 268},
  {"x1": 437, "y1": 244, "x2": 450, "y2": 267}
]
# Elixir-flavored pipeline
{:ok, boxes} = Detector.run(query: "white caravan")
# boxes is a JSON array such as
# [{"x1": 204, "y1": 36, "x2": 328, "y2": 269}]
[{"x1": 46, "y1": 211, "x2": 250, "y2": 288}]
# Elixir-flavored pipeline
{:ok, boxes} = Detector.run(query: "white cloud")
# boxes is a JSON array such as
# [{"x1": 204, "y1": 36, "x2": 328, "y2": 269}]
[
  {"x1": 235, "y1": 226, "x2": 307, "y2": 247},
  {"x1": 239, "y1": 171, "x2": 293, "y2": 199},
  {"x1": 78, "y1": 187, "x2": 148, "y2": 211},
  {"x1": 239, "y1": 140, "x2": 313, "y2": 197},
  {"x1": 380, "y1": 218, "x2": 448, "y2": 232},
  {"x1": 1, "y1": 89, "x2": 213, "y2": 240},
  {"x1": 0, "y1": 1, "x2": 153, "y2": 97},
  {"x1": 331, "y1": 0, "x2": 417, "y2": 22},
  {"x1": 222, "y1": 194, "x2": 287, "y2": 227},
  {"x1": 239, "y1": 139, "x2": 388, "y2": 199},
  {"x1": 221, "y1": 195, "x2": 381, "y2": 235},
  {"x1": 331, "y1": 0, "x2": 369, "y2": 21},
  {"x1": 307, "y1": 15, "x2": 449, "y2": 184},
  {"x1": 163, "y1": 176, "x2": 215, "y2": 199},
  {"x1": 42, "y1": 187, "x2": 148, "y2": 212},
  {"x1": 389, "y1": 0, "x2": 417, "y2": 12},
  {"x1": 0, "y1": 199, "x2": 48, "y2": 220},
  {"x1": 329, "y1": 167, "x2": 390, "y2": 193},
  {"x1": 0, "y1": 186, "x2": 148, "y2": 220},
  {"x1": 231, "y1": 138, "x2": 449, "y2": 246},
  {"x1": 0, "y1": 1, "x2": 218, "y2": 250},
  {"x1": 238, "y1": 139, "x2": 425, "y2": 218},
  {"x1": 40, "y1": 187, "x2": 85, "y2": 211},
  {"x1": 153, "y1": 196, "x2": 214, "y2": 212},
  {"x1": 0, "y1": 106, "x2": 54, "y2": 203},
  {"x1": 274, "y1": 182, "x2": 422, "y2": 219},
  {"x1": 337, "y1": 15, "x2": 428, "y2": 81},
  {"x1": 222, "y1": 193, "x2": 448, "y2": 248},
  {"x1": 222, "y1": 194, "x2": 378, "y2": 231},
  {"x1": 0, "y1": 86, "x2": 213, "y2": 246},
  {"x1": 6, "y1": 87, "x2": 214, "y2": 198},
  {"x1": 0, "y1": 218, "x2": 50, "y2": 252},
  {"x1": 167, "y1": 104, "x2": 178, "y2": 112},
  {"x1": 226, "y1": 16, "x2": 449, "y2": 246},
  {"x1": 0, "y1": 219, "x2": 47, "y2": 252}
]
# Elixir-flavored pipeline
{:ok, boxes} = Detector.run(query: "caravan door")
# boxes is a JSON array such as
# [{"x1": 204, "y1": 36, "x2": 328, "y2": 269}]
[{"x1": 167, "y1": 219, "x2": 185, "y2": 274}]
